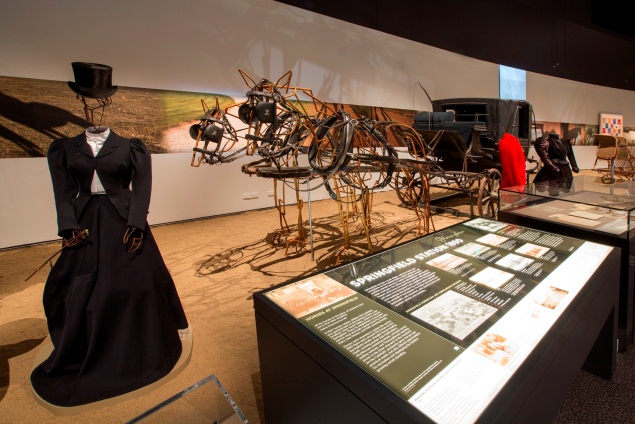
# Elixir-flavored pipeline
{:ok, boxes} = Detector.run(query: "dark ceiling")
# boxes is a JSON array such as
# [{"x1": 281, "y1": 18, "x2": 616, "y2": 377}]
[{"x1": 276, "y1": 0, "x2": 635, "y2": 92}]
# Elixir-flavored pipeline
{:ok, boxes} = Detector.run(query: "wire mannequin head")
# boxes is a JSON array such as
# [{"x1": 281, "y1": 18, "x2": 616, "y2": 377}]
[{"x1": 76, "y1": 94, "x2": 112, "y2": 128}]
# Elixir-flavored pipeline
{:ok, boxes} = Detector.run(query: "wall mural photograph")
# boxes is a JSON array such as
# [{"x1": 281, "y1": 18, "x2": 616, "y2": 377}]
[
  {"x1": 0, "y1": 75, "x2": 613, "y2": 160},
  {"x1": 1, "y1": 75, "x2": 413, "y2": 159}
]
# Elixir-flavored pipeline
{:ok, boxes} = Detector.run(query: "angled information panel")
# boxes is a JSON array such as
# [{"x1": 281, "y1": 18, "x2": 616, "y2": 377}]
[{"x1": 259, "y1": 218, "x2": 614, "y2": 424}]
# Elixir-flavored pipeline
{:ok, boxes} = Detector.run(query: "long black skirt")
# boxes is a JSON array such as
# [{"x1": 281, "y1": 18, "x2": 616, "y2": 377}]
[{"x1": 31, "y1": 195, "x2": 189, "y2": 407}]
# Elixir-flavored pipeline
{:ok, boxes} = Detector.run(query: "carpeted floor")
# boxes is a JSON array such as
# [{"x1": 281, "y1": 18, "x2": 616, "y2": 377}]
[{"x1": 1, "y1": 173, "x2": 633, "y2": 423}]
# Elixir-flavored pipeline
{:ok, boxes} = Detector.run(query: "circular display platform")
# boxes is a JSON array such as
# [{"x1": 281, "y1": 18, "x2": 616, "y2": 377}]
[{"x1": 31, "y1": 327, "x2": 193, "y2": 416}]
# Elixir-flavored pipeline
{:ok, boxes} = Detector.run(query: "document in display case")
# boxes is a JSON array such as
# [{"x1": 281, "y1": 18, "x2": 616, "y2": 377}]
[
  {"x1": 499, "y1": 175, "x2": 635, "y2": 238},
  {"x1": 254, "y1": 218, "x2": 619, "y2": 424},
  {"x1": 499, "y1": 175, "x2": 635, "y2": 351}
]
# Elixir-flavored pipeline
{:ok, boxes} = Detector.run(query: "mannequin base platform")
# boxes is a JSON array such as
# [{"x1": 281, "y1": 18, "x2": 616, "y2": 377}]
[{"x1": 30, "y1": 327, "x2": 193, "y2": 416}]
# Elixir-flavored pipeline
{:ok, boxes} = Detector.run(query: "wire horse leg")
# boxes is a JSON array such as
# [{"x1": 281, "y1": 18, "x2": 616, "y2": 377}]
[
  {"x1": 271, "y1": 179, "x2": 290, "y2": 246},
  {"x1": 284, "y1": 177, "x2": 307, "y2": 255}
]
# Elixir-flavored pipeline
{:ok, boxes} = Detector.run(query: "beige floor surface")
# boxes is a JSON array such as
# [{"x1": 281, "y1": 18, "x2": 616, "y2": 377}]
[{"x1": 0, "y1": 183, "x2": 472, "y2": 424}]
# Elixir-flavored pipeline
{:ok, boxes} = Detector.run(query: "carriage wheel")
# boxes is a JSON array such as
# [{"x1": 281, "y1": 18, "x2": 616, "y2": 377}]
[
  {"x1": 477, "y1": 168, "x2": 501, "y2": 219},
  {"x1": 394, "y1": 170, "x2": 427, "y2": 206}
]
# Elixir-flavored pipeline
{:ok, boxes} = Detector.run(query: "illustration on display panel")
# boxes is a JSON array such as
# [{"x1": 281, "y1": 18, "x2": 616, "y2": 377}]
[{"x1": 0, "y1": 75, "x2": 610, "y2": 159}]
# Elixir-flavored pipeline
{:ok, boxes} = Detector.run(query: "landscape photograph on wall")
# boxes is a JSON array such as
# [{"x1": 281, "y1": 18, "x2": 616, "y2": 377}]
[{"x1": 0, "y1": 75, "x2": 616, "y2": 160}]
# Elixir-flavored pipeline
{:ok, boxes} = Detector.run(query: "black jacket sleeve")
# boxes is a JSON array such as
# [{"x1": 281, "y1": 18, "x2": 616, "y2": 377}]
[{"x1": 47, "y1": 138, "x2": 80, "y2": 235}]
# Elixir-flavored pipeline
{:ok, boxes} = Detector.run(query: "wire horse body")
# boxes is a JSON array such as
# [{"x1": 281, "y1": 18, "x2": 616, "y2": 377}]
[{"x1": 190, "y1": 69, "x2": 435, "y2": 261}]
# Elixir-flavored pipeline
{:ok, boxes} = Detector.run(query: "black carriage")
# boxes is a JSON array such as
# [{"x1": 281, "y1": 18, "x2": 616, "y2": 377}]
[{"x1": 402, "y1": 98, "x2": 534, "y2": 217}]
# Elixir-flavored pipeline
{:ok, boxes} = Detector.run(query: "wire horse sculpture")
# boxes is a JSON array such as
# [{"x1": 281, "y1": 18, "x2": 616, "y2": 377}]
[{"x1": 190, "y1": 69, "x2": 435, "y2": 262}]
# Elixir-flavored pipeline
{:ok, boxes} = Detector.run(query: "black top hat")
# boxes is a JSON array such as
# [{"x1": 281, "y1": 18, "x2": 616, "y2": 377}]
[{"x1": 67, "y1": 62, "x2": 118, "y2": 99}]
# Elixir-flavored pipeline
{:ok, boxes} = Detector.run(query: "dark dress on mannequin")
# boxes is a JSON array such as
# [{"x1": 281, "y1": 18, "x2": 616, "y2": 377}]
[
  {"x1": 533, "y1": 132, "x2": 579, "y2": 194},
  {"x1": 30, "y1": 128, "x2": 189, "y2": 407}
]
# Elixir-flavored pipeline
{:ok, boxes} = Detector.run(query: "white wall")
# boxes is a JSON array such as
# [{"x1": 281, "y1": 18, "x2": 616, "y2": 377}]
[
  {"x1": 0, "y1": 0, "x2": 500, "y2": 109},
  {"x1": 527, "y1": 73, "x2": 635, "y2": 124},
  {"x1": 1, "y1": 0, "x2": 635, "y2": 248},
  {"x1": 0, "y1": 157, "x2": 57, "y2": 247}
]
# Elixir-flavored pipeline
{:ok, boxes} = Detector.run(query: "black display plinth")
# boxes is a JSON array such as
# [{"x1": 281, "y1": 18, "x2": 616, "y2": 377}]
[{"x1": 254, "y1": 219, "x2": 619, "y2": 424}]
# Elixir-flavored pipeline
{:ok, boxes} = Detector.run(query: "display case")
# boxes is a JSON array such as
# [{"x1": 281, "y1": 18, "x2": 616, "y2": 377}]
[
  {"x1": 254, "y1": 218, "x2": 619, "y2": 424},
  {"x1": 499, "y1": 175, "x2": 635, "y2": 352},
  {"x1": 499, "y1": 175, "x2": 635, "y2": 238},
  {"x1": 124, "y1": 374, "x2": 249, "y2": 424}
]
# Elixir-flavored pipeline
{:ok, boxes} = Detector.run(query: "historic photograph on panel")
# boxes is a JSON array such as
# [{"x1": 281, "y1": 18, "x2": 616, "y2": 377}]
[
  {"x1": 264, "y1": 273, "x2": 357, "y2": 318},
  {"x1": 515, "y1": 243, "x2": 550, "y2": 258},
  {"x1": 495, "y1": 253, "x2": 534, "y2": 271},
  {"x1": 468, "y1": 267, "x2": 515, "y2": 289},
  {"x1": 410, "y1": 290, "x2": 497, "y2": 340},
  {"x1": 472, "y1": 332, "x2": 520, "y2": 366}
]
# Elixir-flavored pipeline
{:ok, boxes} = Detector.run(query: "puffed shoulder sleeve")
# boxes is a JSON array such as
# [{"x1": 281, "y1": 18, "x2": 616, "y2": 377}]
[
  {"x1": 47, "y1": 138, "x2": 80, "y2": 235},
  {"x1": 128, "y1": 138, "x2": 152, "y2": 230}
]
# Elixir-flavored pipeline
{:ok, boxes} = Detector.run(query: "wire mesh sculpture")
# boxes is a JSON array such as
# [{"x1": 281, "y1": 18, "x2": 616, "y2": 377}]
[{"x1": 190, "y1": 69, "x2": 438, "y2": 261}]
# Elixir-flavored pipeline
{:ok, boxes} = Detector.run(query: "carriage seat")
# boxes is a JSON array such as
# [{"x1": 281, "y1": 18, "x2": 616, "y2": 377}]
[{"x1": 413, "y1": 111, "x2": 478, "y2": 145}]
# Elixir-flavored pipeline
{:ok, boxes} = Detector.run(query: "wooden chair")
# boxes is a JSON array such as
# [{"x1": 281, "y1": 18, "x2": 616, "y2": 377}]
[
  {"x1": 594, "y1": 134, "x2": 619, "y2": 181},
  {"x1": 594, "y1": 134, "x2": 635, "y2": 182}
]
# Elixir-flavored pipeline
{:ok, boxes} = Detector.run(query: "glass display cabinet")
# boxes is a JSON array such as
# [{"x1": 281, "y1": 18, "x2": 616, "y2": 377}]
[
  {"x1": 124, "y1": 374, "x2": 249, "y2": 424},
  {"x1": 254, "y1": 218, "x2": 619, "y2": 424},
  {"x1": 499, "y1": 175, "x2": 635, "y2": 352},
  {"x1": 499, "y1": 175, "x2": 635, "y2": 238}
]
